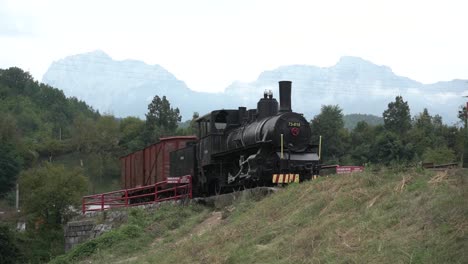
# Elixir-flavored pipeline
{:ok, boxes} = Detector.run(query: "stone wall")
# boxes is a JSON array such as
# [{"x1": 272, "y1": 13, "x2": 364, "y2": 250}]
[{"x1": 64, "y1": 210, "x2": 128, "y2": 251}]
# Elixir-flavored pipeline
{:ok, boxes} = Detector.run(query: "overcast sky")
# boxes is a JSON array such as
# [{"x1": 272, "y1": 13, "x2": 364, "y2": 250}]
[{"x1": 1, "y1": 0, "x2": 467, "y2": 92}]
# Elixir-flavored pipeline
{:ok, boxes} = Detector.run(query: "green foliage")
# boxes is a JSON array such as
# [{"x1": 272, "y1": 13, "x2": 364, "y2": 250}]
[
  {"x1": 16, "y1": 226, "x2": 64, "y2": 263},
  {"x1": 119, "y1": 116, "x2": 145, "y2": 153},
  {"x1": 0, "y1": 141, "x2": 22, "y2": 196},
  {"x1": 0, "y1": 67, "x2": 35, "y2": 93},
  {"x1": 0, "y1": 225, "x2": 22, "y2": 264},
  {"x1": 144, "y1": 95, "x2": 181, "y2": 143},
  {"x1": 310, "y1": 105, "x2": 349, "y2": 163},
  {"x1": 71, "y1": 115, "x2": 99, "y2": 153},
  {"x1": 371, "y1": 131, "x2": 413, "y2": 164},
  {"x1": 383, "y1": 95, "x2": 411, "y2": 136},
  {"x1": 0, "y1": 113, "x2": 19, "y2": 142},
  {"x1": 422, "y1": 147, "x2": 456, "y2": 164},
  {"x1": 343, "y1": 113, "x2": 383, "y2": 130},
  {"x1": 19, "y1": 163, "x2": 88, "y2": 224},
  {"x1": 349, "y1": 121, "x2": 375, "y2": 164}
]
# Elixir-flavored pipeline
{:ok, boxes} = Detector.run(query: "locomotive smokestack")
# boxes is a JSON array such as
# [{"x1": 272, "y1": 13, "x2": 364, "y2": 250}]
[{"x1": 279, "y1": 81, "x2": 292, "y2": 112}]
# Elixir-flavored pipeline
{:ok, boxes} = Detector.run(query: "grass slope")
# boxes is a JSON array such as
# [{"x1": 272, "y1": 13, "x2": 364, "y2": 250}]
[{"x1": 51, "y1": 168, "x2": 467, "y2": 264}]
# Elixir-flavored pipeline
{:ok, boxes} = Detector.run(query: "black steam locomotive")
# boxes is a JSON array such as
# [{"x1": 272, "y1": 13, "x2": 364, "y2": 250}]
[{"x1": 170, "y1": 81, "x2": 321, "y2": 195}]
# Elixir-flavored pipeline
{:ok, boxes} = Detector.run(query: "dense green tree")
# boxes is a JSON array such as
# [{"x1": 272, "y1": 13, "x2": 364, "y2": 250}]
[
  {"x1": 414, "y1": 108, "x2": 432, "y2": 133},
  {"x1": 144, "y1": 95, "x2": 181, "y2": 143},
  {"x1": 0, "y1": 67, "x2": 35, "y2": 94},
  {"x1": 0, "y1": 142, "x2": 22, "y2": 196},
  {"x1": 0, "y1": 225, "x2": 22, "y2": 264},
  {"x1": 371, "y1": 131, "x2": 413, "y2": 164},
  {"x1": 119, "y1": 116, "x2": 145, "y2": 152},
  {"x1": 409, "y1": 108, "x2": 437, "y2": 157},
  {"x1": 95, "y1": 115, "x2": 120, "y2": 153},
  {"x1": 422, "y1": 147, "x2": 456, "y2": 164},
  {"x1": 310, "y1": 105, "x2": 348, "y2": 163},
  {"x1": 0, "y1": 114, "x2": 18, "y2": 142},
  {"x1": 19, "y1": 163, "x2": 88, "y2": 225},
  {"x1": 349, "y1": 121, "x2": 376, "y2": 164},
  {"x1": 71, "y1": 115, "x2": 97, "y2": 153},
  {"x1": 383, "y1": 96, "x2": 411, "y2": 137}
]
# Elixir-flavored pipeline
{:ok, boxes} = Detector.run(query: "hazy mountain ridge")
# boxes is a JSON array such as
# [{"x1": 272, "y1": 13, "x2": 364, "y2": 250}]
[
  {"x1": 225, "y1": 56, "x2": 466, "y2": 123},
  {"x1": 42, "y1": 50, "x2": 238, "y2": 120},
  {"x1": 42, "y1": 51, "x2": 467, "y2": 123}
]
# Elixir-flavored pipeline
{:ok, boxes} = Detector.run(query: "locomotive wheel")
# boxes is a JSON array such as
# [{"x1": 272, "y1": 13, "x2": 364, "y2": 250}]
[
  {"x1": 214, "y1": 181, "x2": 222, "y2": 196},
  {"x1": 209, "y1": 180, "x2": 222, "y2": 196}
]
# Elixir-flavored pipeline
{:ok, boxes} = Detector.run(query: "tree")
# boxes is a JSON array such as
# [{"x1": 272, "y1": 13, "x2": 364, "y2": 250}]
[
  {"x1": 422, "y1": 147, "x2": 456, "y2": 164},
  {"x1": 349, "y1": 121, "x2": 376, "y2": 164},
  {"x1": 409, "y1": 108, "x2": 437, "y2": 156},
  {"x1": 94, "y1": 115, "x2": 120, "y2": 153},
  {"x1": 144, "y1": 95, "x2": 181, "y2": 143},
  {"x1": 119, "y1": 116, "x2": 145, "y2": 152},
  {"x1": 0, "y1": 67, "x2": 34, "y2": 94},
  {"x1": 19, "y1": 163, "x2": 88, "y2": 225},
  {"x1": 383, "y1": 96, "x2": 411, "y2": 137},
  {"x1": 310, "y1": 105, "x2": 348, "y2": 163},
  {"x1": 0, "y1": 225, "x2": 22, "y2": 264},
  {"x1": 0, "y1": 113, "x2": 18, "y2": 142},
  {"x1": 71, "y1": 115, "x2": 98, "y2": 153},
  {"x1": 371, "y1": 131, "x2": 414, "y2": 164},
  {"x1": 0, "y1": 142, "x2": 21, "y2": 196}
]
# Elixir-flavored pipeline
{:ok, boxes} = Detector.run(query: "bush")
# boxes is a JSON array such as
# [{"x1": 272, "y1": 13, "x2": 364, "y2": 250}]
[
  {"x1": 422, "y1": 147, "x2": 456, "y2": 164},
  {"x1": 19, "y1": 163, "x2": 88, "y2": 225},
  {"x1": 0, "y1": 225, "x2": 22, "y2": 264}
]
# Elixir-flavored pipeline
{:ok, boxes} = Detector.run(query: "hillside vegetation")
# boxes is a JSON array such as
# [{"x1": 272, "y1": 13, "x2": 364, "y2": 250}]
[
  {"x1": 52, "y1": 168, "x2": 467, "y2": 264},
  {"x1": 343, "y1": 114, "x2": 384, "y2": 130}
]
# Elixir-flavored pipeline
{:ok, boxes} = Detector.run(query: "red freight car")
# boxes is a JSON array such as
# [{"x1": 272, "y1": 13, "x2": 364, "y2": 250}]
[{"x1": 120, "y1": 136, "x2": 197, "y2": 189}]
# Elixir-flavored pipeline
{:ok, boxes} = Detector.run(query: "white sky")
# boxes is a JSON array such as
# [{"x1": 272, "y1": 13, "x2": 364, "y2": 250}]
[{"x1": 1, "y1": 0, "x2": 467, "y2": 92}]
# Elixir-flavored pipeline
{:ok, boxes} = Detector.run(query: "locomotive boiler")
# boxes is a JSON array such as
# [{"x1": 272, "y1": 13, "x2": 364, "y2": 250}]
[{"x1": 170, "y1": 81, "x2": 321, "y2": 195}]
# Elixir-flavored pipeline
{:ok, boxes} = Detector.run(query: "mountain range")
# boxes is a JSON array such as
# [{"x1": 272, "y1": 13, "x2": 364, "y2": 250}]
[{"x1": 42, "y1": 50, "x2": 467, "y2": 124}]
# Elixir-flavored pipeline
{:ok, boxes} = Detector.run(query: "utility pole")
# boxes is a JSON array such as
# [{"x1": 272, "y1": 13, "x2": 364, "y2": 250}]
[
  {"x1": 464, "y1": 97, "x2": 468, "y2": 168},
  {"x1": 16, "y1": 183, "x2": 19, "y2": 212}
]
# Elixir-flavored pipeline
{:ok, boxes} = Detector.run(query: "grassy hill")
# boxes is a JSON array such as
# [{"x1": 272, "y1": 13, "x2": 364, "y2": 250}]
[{"x1": 51, "y1": 167, "x2": 467, "y2": 264}]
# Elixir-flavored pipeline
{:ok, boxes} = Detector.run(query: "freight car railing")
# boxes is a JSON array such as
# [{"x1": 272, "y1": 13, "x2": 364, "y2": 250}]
[{"x1": 81, "y1": 175, "x2": 192, "y2": 214}]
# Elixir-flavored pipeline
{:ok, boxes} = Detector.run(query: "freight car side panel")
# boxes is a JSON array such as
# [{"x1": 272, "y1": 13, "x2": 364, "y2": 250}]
[
  {"x1": 143, "y1": 144, "x2": 161, "y2": 186},
  {"x1": 134, "y1": 150, "x2": 144, "y2": 187},
  {"x1": 120, "y1": 136, "x2": 197, "y2": 189},
  {"x1": 120, "y1": 150, "x2": 143, "y2": 189}
]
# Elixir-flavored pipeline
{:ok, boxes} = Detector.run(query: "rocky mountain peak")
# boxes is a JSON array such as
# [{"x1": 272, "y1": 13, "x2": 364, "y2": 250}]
[{"x1": 42, "y1": 52, "x2": 467, "y2": 124}]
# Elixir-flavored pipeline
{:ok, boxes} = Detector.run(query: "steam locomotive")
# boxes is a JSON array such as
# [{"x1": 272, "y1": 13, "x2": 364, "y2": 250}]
[{"x1": 169, "y1": 81, "x2": 321, "y2": 195}]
